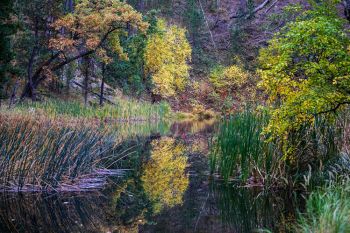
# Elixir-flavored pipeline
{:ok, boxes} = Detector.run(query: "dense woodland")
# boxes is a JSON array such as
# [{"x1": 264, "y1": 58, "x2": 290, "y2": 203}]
[{"x1": 1, "y1": 0, "x2": 350, "y2": 232}]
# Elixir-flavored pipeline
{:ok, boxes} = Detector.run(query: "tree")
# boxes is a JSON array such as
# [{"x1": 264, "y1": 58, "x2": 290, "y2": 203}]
[
  {"x1": 208, "y1": 61, "x2": 258, "y2": 112},
  {"x1": 185, "y1": 0, "x2": 203, "y2": 48},
  {"x1": 20, "y1": 0, "x2": 149, "y2": 100},
  {"x1": 101, "y1": 11, "x2": 158, "y2": 99},
  {"x1": 344, "y1": 0, "x2": 350, "y2": 21},
  {"x1": 144, "y1": 19, "x2": 192, "y2": 98},
  {"x1": 12, "y1": 0, "x2": 64, "y2": 101},
  {"x1": 258, "y1": 3, "x2": 350, "y2": 139}
]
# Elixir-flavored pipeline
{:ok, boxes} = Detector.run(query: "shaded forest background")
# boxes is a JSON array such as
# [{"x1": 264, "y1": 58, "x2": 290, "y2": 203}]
[{"x1": 0, "y1": 0, "x2": 348, "y2": 112}]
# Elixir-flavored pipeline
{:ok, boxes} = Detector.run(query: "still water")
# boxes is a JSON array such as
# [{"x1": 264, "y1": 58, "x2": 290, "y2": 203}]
[{"x1": 0, "y1": 120, "x2": 300, "y2": 233}]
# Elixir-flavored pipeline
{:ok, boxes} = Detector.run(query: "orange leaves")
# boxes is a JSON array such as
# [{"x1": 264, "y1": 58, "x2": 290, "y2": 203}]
[
  {"x1": 51, "y1": 14, "x2": 75, "y2": 31},
  {"x1": 48, "y1": 36, "x2": 75, "y2": 52},
  {"x1": 86, "y1": 38, "x2": 100, "y2": 50},
  {"x1": 49, "y1": 0, "x2": 149, "y2": 62},
  {"x1": 41, "y1": 66, "x2": 57, "y2": 85}
]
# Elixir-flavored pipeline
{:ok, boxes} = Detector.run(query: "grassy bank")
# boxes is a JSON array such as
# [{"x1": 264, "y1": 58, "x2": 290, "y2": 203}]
[
  {"x1": 13, "y1": 98, "x2": 171, "y2": 121},
  {"x1": 0, "y1": 97, "x2": 179, "y2": 191}
]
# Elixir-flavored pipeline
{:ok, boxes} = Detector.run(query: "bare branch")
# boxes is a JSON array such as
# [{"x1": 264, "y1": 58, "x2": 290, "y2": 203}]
[{"x1": 229, "y1": 0, "x2": 271, "y2": 20}]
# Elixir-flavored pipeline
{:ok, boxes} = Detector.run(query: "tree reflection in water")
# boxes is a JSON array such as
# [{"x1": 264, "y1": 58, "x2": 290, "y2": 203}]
[{"x1": 141, "y1": 137, "x2": 189, "y2": 214}]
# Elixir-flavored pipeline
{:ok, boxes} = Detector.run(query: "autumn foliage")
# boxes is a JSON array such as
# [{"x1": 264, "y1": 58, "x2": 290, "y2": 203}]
[
  {"x1": 50, "y1": 0, "x2": 149, "y2": 63},
  {"x1": 144, "y1": 19, "x2": 192, "y2": 98}
]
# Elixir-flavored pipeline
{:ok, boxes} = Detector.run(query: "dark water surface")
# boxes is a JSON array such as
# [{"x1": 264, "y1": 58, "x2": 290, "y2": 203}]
[{"x1": 0, "y1": 120, "x2": 301, "y2": 233}]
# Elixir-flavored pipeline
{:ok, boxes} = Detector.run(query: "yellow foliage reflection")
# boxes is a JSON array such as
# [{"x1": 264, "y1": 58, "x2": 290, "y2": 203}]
[{"x1": 141, "y1": 137, "x2": 189, "y2": 214}]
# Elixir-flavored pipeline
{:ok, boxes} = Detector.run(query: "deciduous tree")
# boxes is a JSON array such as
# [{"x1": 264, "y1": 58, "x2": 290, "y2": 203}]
[
  {"x1": 20, "y1": 0, "x2": 148, "y2": 100},
  {"x1": 0, "y1": 0, "x2": 17, "y2": 103},
  {"x1": 144, "y1": 19, "x2": 192, "y2": 98},
  {"x1": 258, "y1": 3, "x2": 350, "y2": 139}
]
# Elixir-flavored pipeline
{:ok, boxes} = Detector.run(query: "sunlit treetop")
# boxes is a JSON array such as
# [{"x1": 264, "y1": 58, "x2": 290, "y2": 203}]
[
  {"x1": 258, "y1": 3, "x2": 350, "y2": 139},
  {"x1": 144, "y1": 19, "x2": 192, "y2": 98},
  {"x1": 49, "y1": 0, "x2": 149, "y2": 63}
]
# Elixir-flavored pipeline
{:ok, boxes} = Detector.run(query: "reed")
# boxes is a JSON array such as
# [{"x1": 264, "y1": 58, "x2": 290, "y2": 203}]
[
  {"x1": 211, "y1": 183, "x2": 299, "y2": 232},
  {"x1": 296, "y1": 181, "x2": 350, "y2": 233},
  {"x1": 209, "y1": 109, "x2": 280, "y2": 185},
  {"x1": 0, "y1": 113, "x2": 124, "y2": 191},
  {"x1": 210, "y1": 108, "x2": 347, "y2": 187}
]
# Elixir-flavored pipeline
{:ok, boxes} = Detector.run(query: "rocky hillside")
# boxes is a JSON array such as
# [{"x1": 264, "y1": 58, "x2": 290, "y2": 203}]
[{"x1": 134, "y1": 0, "x2": 308, "y2": 68}]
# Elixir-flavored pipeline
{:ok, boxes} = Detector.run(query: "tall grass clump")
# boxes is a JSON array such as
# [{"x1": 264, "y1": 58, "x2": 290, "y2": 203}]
[
  {"x1": 15, "y1": 98, "x2": 171, "y2": 121},
  {"x1": 209, "y1": 109, "x2": 280, "y2": 185},
  {"x1": 209, "y1": 108, "x2": 347, "y2": 188},
  {"x1": 0, "y1": 113, "x2": 123, "y2": 191},
  {"x1": 288, "y1": 114, "x2": 346, "y2": 190},
  {"x1": 296, "y1": 181, "x2": 350, "y2": 233}
]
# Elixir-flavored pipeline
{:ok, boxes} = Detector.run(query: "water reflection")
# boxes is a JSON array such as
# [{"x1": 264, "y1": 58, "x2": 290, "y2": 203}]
[
  {"x1": 0, "y1": 120, "x2": 301, "y2": 233},
  {"x1": 170, "y1": 118, "x2": 216, "y2": 137},
  {"x1": 209, "y1": 183, "x2": 300, "y2": 232},
  {"x1": 0, "y1": 190, "x2": 144, "y2": 233},
  {"x1": 140, "y1": 148, "x2": 301, "y2": 233},
  {"x1": 142, "y1": 137, "x2": 189, "y2": 214},
  {"x1": 113, "y1": 121, "x2": 170, "y2": 142}
]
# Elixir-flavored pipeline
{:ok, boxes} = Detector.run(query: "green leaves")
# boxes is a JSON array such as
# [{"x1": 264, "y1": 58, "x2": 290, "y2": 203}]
[{"x1": 258, "y1": 4, "x2": 350, "y2": 141}]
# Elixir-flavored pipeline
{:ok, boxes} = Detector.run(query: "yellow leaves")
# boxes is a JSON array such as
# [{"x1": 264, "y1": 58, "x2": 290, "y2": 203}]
[
  {"x1": 109, "y1": 31, "x2": 129, "y2": 61},
  {"x1": 152, "y1": 68, "x2": 176, "y2": 96},
  {"x1": 209, "y1": 64, "x2": 249, "y2": 93},
  {"x1": 144, "y1": 19, "x2": 192, "y2": 98},
  {"x1": 96, "y1": 48, "x2": 112, "y2": 64},
  {"x1": 141, "y1": 137, "x2": 189, "y2": 214},
  {"x1": 223, "y1": 65, "x2": 249, "y2": 87},
  {"x1": 258, "y1": 13, "x2": 350, "y2": 141}
]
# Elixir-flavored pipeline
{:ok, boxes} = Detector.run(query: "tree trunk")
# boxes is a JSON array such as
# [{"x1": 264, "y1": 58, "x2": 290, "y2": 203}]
[
  {"x1": 27, "y1": 30, "x2": 39, "y2": 101},
  {"x1": 65, "y1": 0, "x2": 74, "y2": 12},
  {"x1": 8, "y1": 79, "x2": 19, "y2": 109},
  {"x1": 20, "y1": 20, "x2": 116, "y2": 100},
  {"x1": 344, "y1": 0, "x2": 350, "y2": 22},
  {"x1": 83, "y1": 56, "x2": 90, "y2": 106},
  {"x1": 239, "y1": 0, "x2": 248, "y2": 13},
  {"x1": 137, "y1": 0, "x2": 144, "y2": 12},
  {"x1": 72, "y1": 81, "x2": 115, "y2": 105},
  {"x1": 100, "y1": 63, "x2": 106, "y2": 106}
]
